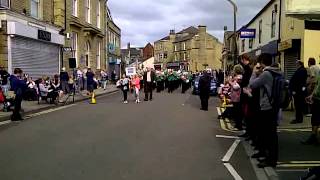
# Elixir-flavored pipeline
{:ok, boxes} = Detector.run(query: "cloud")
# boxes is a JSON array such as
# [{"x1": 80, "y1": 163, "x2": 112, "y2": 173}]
[{"x1": 108, "y1": 0, "x2": 269, "y2": 48}]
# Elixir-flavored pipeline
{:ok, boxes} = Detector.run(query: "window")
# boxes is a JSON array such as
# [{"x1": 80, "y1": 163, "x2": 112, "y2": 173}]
[
  {"x1": 85, "y1": 42, "x2": 90, "y2": 67},
  {"x1": 31, "y1": 0, "x2": 40, "y2": 18},
  {"x1": 175, "y1": 54, "x2": 177, "y2": 61},
  {"x1": 72, "y1": 0, "x2": 77, "y2": 17},
  {"x1": 249, "y1": 38, "x2": 253, "y2": 49},
  {"x1": 183, "y1": 42, "x2": 186, "y2": 50},
  {"x1": 183, "y1": 52, "x2": 186, "y2": 60},
  {"x1": 164, "y1": 53, "x2": 167, "y2": 59},
  {"x1": 97, "y1": 0, "x2": 101, "y2": 28},
  {"x1": 0, "y1": 0, "x2": 10, "y2": 8},
  {"x1": 271, "y1": 10, "x2": 276, "y2": 38},
  {"x1": 241, "y1": 39, "x2": 245, "y2": 52},
  {"x1": 71, "y1": 32, "x2": 78, "y2": 66},
  {"x1": 160, "y1": 53, "x2": 163, "y2": 59},
  {"x1": 96, "y1": 42, "x2": 101, "y2": 69},
  {"x1": 85, "y1": 0, "x2": 91, "y2": 23},
  {"x1": 259, "y1": 20, "x2": 262, "y2": 44},
  {"x1": 174, "y1": 45, "x2": 177, "y2": 51}
]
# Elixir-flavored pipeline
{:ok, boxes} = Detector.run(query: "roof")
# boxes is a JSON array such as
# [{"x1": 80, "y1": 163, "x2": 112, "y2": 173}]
[
  {"x1": 173, "y1": 26, "x2": 199, "y2": 43},
  {"x1": 243, "y1": 0, "x2": 276, "y2": 28},
  {"x1": 121, "y1": 47, "x2": 143, "y2": 57}
]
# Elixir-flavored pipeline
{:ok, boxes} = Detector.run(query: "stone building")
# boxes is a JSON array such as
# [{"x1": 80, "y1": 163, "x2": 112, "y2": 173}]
[
  {"x1": 121, "y1": 43, "x2": 143, "y2": 67},
  {"x1": 0, "y1": 0, "x2": 64, "y2": 78},
  {"x1": 106, "y1": 5, "x2": 121, "y2": 77},
  {"x1": 55, "y1": 0, "x2": 107, "y2": 71},
  {"x1": 155, "y1": 26, "x2": 223, "y2": 72}
]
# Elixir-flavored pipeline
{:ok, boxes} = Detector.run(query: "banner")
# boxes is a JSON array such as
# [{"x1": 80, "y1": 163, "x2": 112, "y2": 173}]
[{"x1": 240, "y1": 29, "x2": 256, "y2": 38}]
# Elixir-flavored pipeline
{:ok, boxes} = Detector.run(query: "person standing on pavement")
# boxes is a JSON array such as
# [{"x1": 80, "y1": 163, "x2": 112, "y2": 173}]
[
  {"x1": 143, "y1": 67, "x2": 156, "y2": 101},
  {"x1": 76, "y1": 68, "x2": 84, "y2": 91},
  {"x1": 303, "y1": 60, "x2": 320, "y2": 145},
  {"x1": 10, "y1": 68, "x2": 27, "y2": 121},
  {"x1": 289, "y1": 60, "x2": 308, "y2": 124},
  {"x1": 100, "y1": 70, "x2": 108, "y2": 90},
  {"x1": 60, "y1": 67, "x2": 70, "y2": 94},
  {"x1": 249, "y1": 53, "x2": 281, "y2": 168},
  {"x1": 86, "y1": 68, "x2": 95, "y2": 96},
  {"x1": 199, "y1": 70, "x2": 211, "y2": 111}
]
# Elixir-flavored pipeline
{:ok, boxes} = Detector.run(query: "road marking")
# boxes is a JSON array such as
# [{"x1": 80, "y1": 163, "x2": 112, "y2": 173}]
[
  {"x1": 277, "y1": 164, "x2": 320, "y2": 168},
  {"x1": 276, "y1": 169, "x2": 307, "y2": 172},
  {"x1": 223, "y1": 163, "x2": 243, "y2": 180},
  {"x1": 278, "y1": 161, "x2": 320, "y2": 164},
  {"x1": 25, "y1": 104, "x2": 76, "y2": 119},
  {"x1": 216, "y1": 135, "x2": 239, "y2": 139},
  {"x1": 222, "y1": 139, "x2": 241, "y2": 162},
  {"x1": 278, "y1": 128, "x2": 312, "y2": 132}
]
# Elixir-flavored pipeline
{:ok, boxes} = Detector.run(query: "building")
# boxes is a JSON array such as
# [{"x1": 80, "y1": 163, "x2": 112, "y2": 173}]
[
  {"x1": 0, "y1": 0, "x2": 64, "y2": 78},
  {"x1": 154, "y1": 26, "x2": 223, "y2": 72},
  {"x1": 55, "y1": 0, "x2": 107, "y2": 72},
  {"x1": 106, "y1": 5, "x2": 121, "y2": 77},
  {"x1": 143, "y1": 43, "x2": 154, "y2": 61},
  {"x1": 238, "y1": 0, "x2": 320, "y2": 79},
  {"x1": 222, "y1": 31, "x2": 237, "y2": 73},
  {"x1": 121, "y1": 43, "x2": 143, "y2": 68}
]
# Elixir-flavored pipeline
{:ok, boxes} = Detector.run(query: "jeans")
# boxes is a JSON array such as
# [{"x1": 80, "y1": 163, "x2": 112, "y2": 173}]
[{"x1": 101, "y1": 80, "x2": 107, "y2": 90}]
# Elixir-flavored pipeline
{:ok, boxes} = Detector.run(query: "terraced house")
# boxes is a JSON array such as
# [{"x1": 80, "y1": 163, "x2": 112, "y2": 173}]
[{"x1": 0, "y1": 0, "x2": 65, "y2": 78}]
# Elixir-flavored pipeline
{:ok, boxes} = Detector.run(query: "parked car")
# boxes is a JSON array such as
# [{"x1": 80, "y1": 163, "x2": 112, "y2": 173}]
[{"x1": 192, "y1": 76, "x2": 218, "y2": 96}]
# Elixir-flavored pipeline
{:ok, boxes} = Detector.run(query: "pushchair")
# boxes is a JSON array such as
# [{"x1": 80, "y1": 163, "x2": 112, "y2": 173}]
[{"x1": 0, "y1": 85, "x2": 14, "y2": 112}]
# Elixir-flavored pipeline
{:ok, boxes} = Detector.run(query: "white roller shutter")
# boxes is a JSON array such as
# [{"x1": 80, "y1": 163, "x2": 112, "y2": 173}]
[{"x1": 11, "y1": 36, "x2": 60, "y2": 79}]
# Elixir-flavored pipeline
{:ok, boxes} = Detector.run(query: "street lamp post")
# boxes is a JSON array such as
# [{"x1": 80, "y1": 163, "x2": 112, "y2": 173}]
[{"x1": 225, "y1": 0, "x2": 238, "y2": 65}]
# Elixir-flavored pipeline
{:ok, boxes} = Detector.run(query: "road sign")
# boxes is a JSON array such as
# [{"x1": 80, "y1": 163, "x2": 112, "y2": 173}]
[{"x1": 240, "y1": 29, "x2": 256, "y2": 38}]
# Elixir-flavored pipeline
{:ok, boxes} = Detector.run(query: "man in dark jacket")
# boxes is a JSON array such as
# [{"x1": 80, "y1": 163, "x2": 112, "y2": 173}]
[
  {"x1": 0, "y1": 65, "x2": 10, "y2": 85},
  {"x1": 60, "y1": 67, "x2": 69, "y2": 94},
  {"x1": 143, "y1": 67, "x2": 156, "y2": 101},
  {"x1": 86, "y1": 68, "x2": 95, "y2": 94},
  {"x1": 199, "y1": 71, "x2": 211, "y2": 111},
  {"x1": 10, "y1": 68, "x2": 27, "y2": 121},
  {"x1": 289, "y1": 60, "x2": 308, "y2": 124}
]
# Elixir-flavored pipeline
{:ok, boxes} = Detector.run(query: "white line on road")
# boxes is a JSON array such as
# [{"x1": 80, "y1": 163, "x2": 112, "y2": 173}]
[
  {"x1": 216, "y1": 135, "x2": 239, "y2": 139},
  {"x1": 222, "y1": 139, "x2": 241, "y2": 162},
  {"x1": 223, "y1": 163, "x2": 243, "y2": 180},
  {"x1": 25, "y1": 104, "x2": 76, "y2": 119}
]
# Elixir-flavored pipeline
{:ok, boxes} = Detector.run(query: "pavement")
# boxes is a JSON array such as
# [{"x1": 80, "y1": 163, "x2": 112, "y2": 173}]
[
  {"x1": 0, "y1": 85, "x2": 118, "y2": 123},
  {"x1": 0, "y1": 90, "x2": 258, "y2": 180},
  {"x1": 218, "y1": 103, "x2": 320, "y2": 180}
]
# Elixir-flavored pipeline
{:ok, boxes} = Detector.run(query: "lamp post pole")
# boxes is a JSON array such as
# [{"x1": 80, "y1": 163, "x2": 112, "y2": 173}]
[{"x1": 225, "y1": 0, "x2": 238, "y2": 65}]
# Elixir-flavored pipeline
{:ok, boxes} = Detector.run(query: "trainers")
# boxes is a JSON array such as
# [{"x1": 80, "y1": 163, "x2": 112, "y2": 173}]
[{"x1": 124, "y1": 101, "x2": 128, "y2": 104}]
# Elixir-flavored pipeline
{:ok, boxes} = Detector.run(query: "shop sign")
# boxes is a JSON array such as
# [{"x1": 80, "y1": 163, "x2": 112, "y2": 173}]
[
  {"x1": 240, "y1": 29, "x2": 256, "y2": 38},
  {"x1": 62, "y1": 47, "x2": 73, "y2": 52},
  {"x1": 278, "y1": 39, "x2": 292, "y2": 51},
  {"x1": 38, "y1": 29, "x2": 51, "y2": 41}
]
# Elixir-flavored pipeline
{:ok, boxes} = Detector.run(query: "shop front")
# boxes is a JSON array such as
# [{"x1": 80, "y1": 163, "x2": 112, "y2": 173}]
[
  {"x1": 279, "y1": 39, "x2": 301, "y2": 80},
  {"x1": 166, "y1": 62, "x2": 180, "y2": 71},
  {"x1": 6, "y1": 21, "x2": 64, "y2": 79}
]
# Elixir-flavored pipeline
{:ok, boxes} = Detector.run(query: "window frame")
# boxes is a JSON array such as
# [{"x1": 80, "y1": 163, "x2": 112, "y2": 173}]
[
  {"x1": 71, "y1": 32, "x2": 78, "y2": 67},
  {"x1": 96, "y1": 42, "x2": 101, "y2": 69},
  {"x1": 85, "y1": 0, "x2": 91, "y2": 23},
  {"x1": 0, "y1": 0, "x2": 10, "y2": 9},
  {"x1": 259, "y1": 20, "x2": 262, "y2": 44},
  {"x1": 86, "y1": 42, "x2": 90, "y2": 67},
  {"x1": 249, "y1": 38, "x2": 253, "y2": 49},
  {"x1": 97, "y1": 0, "x2": 101, "y2": 28},
  {"x1": 241, "y1": 39, "x2": 245, "y2": 52},
  {"x1": 72, "y1": 0, "x2": 78, "y2": 17},
  {"x1": 271, "y1": 10, "x2": 276, "y2": 38},
  {"x1": 30, "y1": 0, "x2": 41, "y2": 19}
]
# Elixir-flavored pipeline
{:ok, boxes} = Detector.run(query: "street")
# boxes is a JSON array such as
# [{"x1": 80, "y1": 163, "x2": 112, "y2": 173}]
[{"x1": 0, "y1": 90, "x2": 257, "y2": 180}]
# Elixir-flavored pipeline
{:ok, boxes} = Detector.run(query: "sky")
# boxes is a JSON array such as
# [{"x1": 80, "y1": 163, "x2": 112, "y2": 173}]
[{"x1": 108, "y1": 0, "x2": 269, "y2": 48}]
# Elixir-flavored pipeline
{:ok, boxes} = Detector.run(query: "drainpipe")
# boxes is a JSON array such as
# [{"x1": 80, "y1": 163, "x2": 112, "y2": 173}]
[{"x1": 278, "y1": 0, "x2": 282, "y2": 65}]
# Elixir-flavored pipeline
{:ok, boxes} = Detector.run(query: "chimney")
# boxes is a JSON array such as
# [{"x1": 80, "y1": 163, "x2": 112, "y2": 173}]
[
  {"x1": 170, "y1": 29, "x2": 175, "y2": 35},
  {"x1": 127, "y1": 42, "x2": 130, "y2": 50},
  {"x1": 198, "y1": 25, "x2": 207, "y2": 35}
]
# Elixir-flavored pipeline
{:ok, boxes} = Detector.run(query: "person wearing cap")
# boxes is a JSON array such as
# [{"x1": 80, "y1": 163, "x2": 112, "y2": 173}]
[
  {"x1": 289, "y1": 60, "x2": 308, "y2": 124},
  {"x1": 60, "y1": 67, "x2": 70, "y2": 94}
]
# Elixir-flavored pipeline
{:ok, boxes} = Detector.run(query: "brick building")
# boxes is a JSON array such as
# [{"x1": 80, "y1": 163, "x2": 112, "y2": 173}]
[{"x1": 143, "y1": 43, "x2": 154, "y2": 60}]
